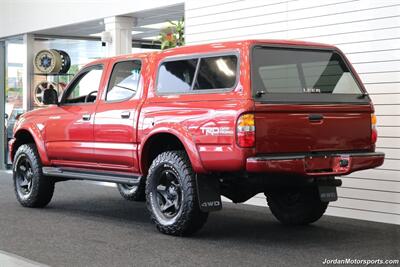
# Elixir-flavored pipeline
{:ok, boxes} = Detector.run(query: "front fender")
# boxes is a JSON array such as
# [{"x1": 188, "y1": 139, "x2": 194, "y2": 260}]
[
  {"x1": 140, "y1": 124, "x2": 206, "y2": 174},
  {"x1": 12, "y1": 122, "x2": 50, "y2": 165}
]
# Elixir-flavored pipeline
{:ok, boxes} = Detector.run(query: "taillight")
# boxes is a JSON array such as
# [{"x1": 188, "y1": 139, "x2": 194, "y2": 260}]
[
  {"x1": 237, "y1": 113, "x2": 255, "y2": 148},
  {"x1": 371, "y1": 114, "x2": 377, "y2": 144}
]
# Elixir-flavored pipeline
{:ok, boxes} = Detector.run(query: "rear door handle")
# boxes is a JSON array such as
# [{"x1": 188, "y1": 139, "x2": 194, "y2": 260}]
[
  {"x1": 82, "y1": 114, "x2": 91, "y2": 121},
  {"x1": 308, "y1": 114, "x2": 324, "y2": 121},
  {"x1": 121, "y1": 111, "x2": 131, "y2": 119}
]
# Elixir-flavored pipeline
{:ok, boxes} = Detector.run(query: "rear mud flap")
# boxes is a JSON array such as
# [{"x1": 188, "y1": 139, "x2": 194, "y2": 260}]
[
  {"x1": 196, "y1": 174, "x2": 222, "y2": 212},
  {"x1": 318, "y1": 186, "x2": 338, "y2": 202}
]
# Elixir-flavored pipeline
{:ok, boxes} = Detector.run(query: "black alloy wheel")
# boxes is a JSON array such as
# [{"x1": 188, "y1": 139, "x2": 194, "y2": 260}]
[
  {"x1": 15, "y1": 155, "x2": 34, "y2": 197},
  {"x1": 152, "y1": 168, "x2": 183, "y2": 220}
]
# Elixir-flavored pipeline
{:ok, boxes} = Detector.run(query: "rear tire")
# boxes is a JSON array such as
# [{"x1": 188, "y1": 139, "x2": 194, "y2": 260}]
[
  {"x1": 13, "y1": 143, "x2": 54, "y2": 208},
  {"x1": 266, "y1": 186, "x2": 328, "y2": 225},
  {"x1": 117, "y1": 180, "x2": 145, "y2": 202},
  {"x1": 146, "y1": 150, "x2": 208, "y2": 236}
]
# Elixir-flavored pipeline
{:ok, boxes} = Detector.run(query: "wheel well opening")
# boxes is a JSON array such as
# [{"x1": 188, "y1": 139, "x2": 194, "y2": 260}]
[
  {"x1": 141, "y1": 133, "x2": 185, "y2": 175},
  {"x1": 11, "y1": 130, "x2": 35, "y2": 161}
]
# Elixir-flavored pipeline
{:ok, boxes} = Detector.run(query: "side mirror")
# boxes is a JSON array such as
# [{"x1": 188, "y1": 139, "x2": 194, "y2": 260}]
[
  {"x1": 43, "y1": 88, "x2": 59, "y2": 105},
  {"x1": 4, "y1": 113, "x2": 8, "y2": 120}
]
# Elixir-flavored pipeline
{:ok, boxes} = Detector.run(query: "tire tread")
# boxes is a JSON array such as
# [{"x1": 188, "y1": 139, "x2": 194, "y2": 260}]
[
  {"x1": 13, "y1": 143, "x2": 54, "y2": 208},
  {"x1": 266, "y1": 187, "x2": 328, "y2": 225},
  {"x1": 146, "y1": 150, "x2": 208, "y2": 236}
]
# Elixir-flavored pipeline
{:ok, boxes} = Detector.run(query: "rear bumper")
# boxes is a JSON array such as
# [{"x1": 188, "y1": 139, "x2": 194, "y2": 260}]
[{"x1": 246, "y1": 152, "x2": 385, "y2": 176}]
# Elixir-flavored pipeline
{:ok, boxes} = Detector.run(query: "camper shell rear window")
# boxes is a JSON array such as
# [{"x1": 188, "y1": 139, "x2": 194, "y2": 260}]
[{"x1": 251, "y1": 46, "x2": 369, "y2": 104}]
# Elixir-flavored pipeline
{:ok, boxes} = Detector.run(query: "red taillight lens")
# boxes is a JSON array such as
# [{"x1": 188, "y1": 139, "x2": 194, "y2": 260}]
[
  {"x1": 237, "y1": 114, "x2": 255, "y2": 148},
  {"x1": 371, "y1": 129, "x2": 378, "y2": 144},
  {"x1": 371, "y1": 114, "x2": 377, "y2": 144}
]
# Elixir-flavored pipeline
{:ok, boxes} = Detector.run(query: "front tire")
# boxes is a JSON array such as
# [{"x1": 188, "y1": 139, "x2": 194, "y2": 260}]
[
  {"x1": 13, "y1": 143, "x2": 55, "y2": 208},
  {"x1": 266, "y1": 186, "x2": 328, "y2": 225},
  {"x1": 146, "y1": 150, "x2": 208, "y2": 236}
]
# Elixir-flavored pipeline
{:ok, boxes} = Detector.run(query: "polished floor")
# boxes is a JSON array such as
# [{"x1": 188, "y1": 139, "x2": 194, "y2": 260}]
[{"x1": 0, "y1": 172, "x2": 398, "y2": 267}]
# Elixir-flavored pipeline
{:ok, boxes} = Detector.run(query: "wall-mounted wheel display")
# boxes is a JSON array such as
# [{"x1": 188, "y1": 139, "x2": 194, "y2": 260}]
[
  {"x1": 33, "y1": 81, "x2": 58, "y2": 106},
  {"x1": 33, "y1": 49, "x2": 63, "y2": 74},
  {"x1": 55, "y1": 50, "x2": 71, "y2": 74}
]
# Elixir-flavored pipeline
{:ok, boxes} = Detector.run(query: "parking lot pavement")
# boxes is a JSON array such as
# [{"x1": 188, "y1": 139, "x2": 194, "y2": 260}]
[{"x1": 0, "y1": 171, "x2": 398, "y2": 267}]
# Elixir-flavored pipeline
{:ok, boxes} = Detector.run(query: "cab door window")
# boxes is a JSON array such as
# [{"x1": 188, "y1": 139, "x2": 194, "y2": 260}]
[
  {"x1": 106, "y1": 60, "x2": 141, "y2": 101},
  {"x1": 63, "y1": 65, "x2": 103, "y2": 104}
]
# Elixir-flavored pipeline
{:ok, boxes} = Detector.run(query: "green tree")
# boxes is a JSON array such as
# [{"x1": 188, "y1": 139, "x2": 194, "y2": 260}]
[{"x1": 157, "y1": 18, "x2": 185, "y2": 50}]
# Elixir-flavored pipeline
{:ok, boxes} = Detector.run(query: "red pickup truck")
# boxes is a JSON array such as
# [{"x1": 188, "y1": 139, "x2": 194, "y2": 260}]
[{"x1": 10, "y1": 40, "x2": 384, "y2": 236}]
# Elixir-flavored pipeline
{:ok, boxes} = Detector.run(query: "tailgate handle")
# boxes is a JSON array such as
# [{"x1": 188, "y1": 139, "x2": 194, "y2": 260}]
[{"x1": 308, "y1": 114, "x2": 324, "y2": 121}]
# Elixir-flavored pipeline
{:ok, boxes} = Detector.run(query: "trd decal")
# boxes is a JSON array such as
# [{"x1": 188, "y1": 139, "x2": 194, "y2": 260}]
[{"x1": 200, "y1": 127, "x2": 233, "y2": 136}]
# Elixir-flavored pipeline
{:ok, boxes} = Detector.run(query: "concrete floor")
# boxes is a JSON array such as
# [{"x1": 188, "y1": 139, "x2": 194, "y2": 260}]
[{"x1": 0, "y1": 172, "x2": 398, "y2": 267}]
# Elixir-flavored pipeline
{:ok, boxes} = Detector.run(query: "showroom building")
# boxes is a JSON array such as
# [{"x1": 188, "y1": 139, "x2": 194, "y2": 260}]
[{"x1": 0, "y1": 0, "x2": 399, "y2": 225}]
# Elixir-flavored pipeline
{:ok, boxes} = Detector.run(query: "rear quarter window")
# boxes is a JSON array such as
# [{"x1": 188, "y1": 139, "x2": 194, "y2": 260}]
[
  {"x1": 156, "y1": 54, "x2": 238, "y2": 94},
  {"x1": 157, "y1": 59, "x2": 198, "y2": 94},
  {"x1": 194, "y1": 55, "x2": 237, "y2": 90}
]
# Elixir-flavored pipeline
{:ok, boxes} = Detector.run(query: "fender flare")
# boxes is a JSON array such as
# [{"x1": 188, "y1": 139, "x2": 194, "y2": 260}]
[
  {"x1": 139, "y1": 124, "x2": 206, "y2": 174},
  {"x1": 12, "y1": 124, "x2": 50, "y2": 165}
]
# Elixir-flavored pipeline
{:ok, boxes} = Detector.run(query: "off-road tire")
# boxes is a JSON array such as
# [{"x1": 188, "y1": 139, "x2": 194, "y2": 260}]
[
  {"x1": 146, "y1": 150, "x2": 208, "y2": 236},
  {"x1": 117, "y1": 178, "x2": 146, "y2": 202},
  {"x1": 13, "y1": 143, "x2": 55, "y2": 208},
  {"x1": 266, "y1": 186, "x2": 328, "y2": 225}
]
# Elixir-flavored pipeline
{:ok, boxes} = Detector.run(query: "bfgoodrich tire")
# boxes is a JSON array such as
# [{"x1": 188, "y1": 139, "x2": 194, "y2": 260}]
[
  {"x1": 266, "y1": 186, "x2": 328, "y2": 225},
  {"x1": 13, "y1": 143, "x2": 55, "y2": 208},
  {"x1": 146, "y1": 150, "x2": 208, "y2": 236}
]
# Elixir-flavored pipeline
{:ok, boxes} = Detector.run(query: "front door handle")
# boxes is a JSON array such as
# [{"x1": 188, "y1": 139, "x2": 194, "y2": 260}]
[
  {"x1": 121, "y1": 111, "x2": 131, "y2": 119},
  {"x1": 82, "y1": 114, "x2": 91, "y2": 121}
]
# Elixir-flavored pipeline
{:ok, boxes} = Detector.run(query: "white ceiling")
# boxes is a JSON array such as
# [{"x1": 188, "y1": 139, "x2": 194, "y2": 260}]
[{"x1": 34, "y1": 3, "x2": 184, "y2": 41}]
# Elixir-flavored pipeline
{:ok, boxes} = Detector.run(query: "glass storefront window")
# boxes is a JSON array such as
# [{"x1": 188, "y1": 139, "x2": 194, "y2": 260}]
[
  {"x1": 2, "y1": 36, "x2": 158, "y2": 167},
  {"x1": 4, "y1": 39, "x2": 24, "y2": 165},
  {"x1": 32, "y1": 38, "x2": 104, "y2": 109},
  {"x1": 3, "y1": 37, "x2": 105, "y2": 166},
  {"x1": 5, "y1": 40, "x2": 24, "y2": 123}
]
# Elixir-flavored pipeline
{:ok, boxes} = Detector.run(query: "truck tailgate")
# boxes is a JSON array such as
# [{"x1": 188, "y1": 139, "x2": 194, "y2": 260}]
[{"x1": 254, "y1": 103, "x2": 372, "y2": 154}]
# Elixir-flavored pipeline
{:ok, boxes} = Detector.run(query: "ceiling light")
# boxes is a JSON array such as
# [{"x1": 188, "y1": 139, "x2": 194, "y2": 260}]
[
  {"x1": 140, "y1": 21, "x2": 178, "y2": 29},
  {"x1": 142, "y1": 36, "x2": 159, "y2": 40},
  {"x1": 91, "y1": 31, "x2": 143, "y2": 37},
  {"x1": 90, "y1": 32, "x2": 103, "y2": 37}
]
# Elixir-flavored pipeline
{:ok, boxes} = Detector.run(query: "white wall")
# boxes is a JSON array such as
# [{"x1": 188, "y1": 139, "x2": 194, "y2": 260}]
[
  {"x1": 186, "y1": 0, "x2": 400, "y2": 225},
  {"x1": 0, "y1": 0, "x2": 183, "y2": 38}
]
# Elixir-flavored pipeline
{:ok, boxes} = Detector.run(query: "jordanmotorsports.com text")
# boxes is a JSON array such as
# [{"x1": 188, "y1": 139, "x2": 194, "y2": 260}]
[{"x1": 323, "y1": 258, "x2": 399, "y2": 265}]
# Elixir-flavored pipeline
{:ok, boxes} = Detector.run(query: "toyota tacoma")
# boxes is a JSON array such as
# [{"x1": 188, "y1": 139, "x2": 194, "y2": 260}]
[{"x1": 9, "y1": 40, "x2": 385, "y2": 236}]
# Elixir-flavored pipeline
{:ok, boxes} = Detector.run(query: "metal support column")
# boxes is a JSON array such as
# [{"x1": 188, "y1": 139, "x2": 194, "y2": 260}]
[
  {"x1": 22, "y1": 33, "x2": 34, "y2": 111},
  {"x1": 0, "y1": 41, "x2": 6, "y2": 170},
  {"x1": 104, "y1": 16, "x2": 135, "y2": 57}
]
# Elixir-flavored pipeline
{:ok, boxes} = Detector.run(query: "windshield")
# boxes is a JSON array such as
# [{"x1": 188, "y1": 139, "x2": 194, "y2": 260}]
[{"x1": 251, "y1": 46, "x2": 368, "y2": 103}]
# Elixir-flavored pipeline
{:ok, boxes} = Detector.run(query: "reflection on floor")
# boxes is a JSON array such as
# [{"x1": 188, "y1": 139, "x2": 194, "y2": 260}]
[{"x1": 0, "y1": 251, "x2": 48, "y2": 267}]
